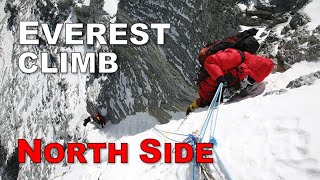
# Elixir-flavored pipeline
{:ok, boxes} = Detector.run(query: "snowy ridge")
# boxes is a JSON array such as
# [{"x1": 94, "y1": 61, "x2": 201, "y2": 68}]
[{"x1": 53, "y1": 61, "x2": 320, "y2": 180}]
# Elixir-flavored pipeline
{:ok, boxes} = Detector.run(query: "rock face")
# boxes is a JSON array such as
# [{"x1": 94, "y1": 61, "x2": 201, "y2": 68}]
[
  {"x1": 269, "y1": 0, "x2": 308, "y2": 12},
  {"x1": 1, "y1": 148, "x2": 19, "y2": 180},
  {"x1": 0, "y1": 0, "x2": 319, "y2": 179},
  {"x1": 240, "y1": 0, "x2": 320, "y2": 71},
  {"x1": 276, "y1": 26, "x2": 320, "y2": 69},
  {"x1": 263, "y1": 89, "x2": 288, "y2": 96},
  {"x1": 286, "y1": 70, "x2": 320, "y2": 88},
  {"x1": 0, "y1": 0, "x2": 244, "y2": 178},
  {"x1": 88, "y1": 0, "x2": 244, "y2": 124}
]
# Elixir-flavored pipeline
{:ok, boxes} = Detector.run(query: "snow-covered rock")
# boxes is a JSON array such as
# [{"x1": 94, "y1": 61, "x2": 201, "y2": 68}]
[{"x1": 0, "y1": 0, "x2": 320, "y2": 179}]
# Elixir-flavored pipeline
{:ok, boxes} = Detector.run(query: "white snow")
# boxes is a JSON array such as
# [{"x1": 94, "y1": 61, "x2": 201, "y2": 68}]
[
  {"x1": 82, "y1": 0, "x2": 90, "y2": 6},
  {"x1": 0, "y1": 12, "x2": 15, "y2": 154},
  {"x1": 0, "y1": 0, "x2": 7, "y2": 22},
  {"x1": 237, "y1": 3, "x2": 247, "y2": 12},
  {"x1": 304, "y1": 0, "x2": 320, "y2": 30},
  {"x1": 49, "y1": 61, "x2": 320, "y2": 180},
  {"x1": 103, "y1": 0, "x2": 120, "y2": 17},
  {"x1": 248, "y1": 1, "x2": 257, "y2": 11},
  {"x1": 240, "y1": 25, "x2": 269, "y2": 44}
]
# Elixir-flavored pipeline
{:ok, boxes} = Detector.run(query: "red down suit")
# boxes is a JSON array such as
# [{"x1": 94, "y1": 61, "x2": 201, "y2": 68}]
[{"x1": 197, "y1": 48, "x2": 274, "y2": 105}]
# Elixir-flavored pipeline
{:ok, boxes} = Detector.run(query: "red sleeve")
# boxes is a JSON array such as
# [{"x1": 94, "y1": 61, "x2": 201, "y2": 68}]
[{"x1": 204, "y1": 48, "x2": 243, "y2": 80}]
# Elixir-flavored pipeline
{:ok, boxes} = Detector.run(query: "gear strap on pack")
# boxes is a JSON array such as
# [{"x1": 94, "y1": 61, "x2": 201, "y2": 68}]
[
  {"x1": 195, "y1": 28, "x2": 259, "y2": 87},
  {"x1": 196, "y1": 49, "x2": 246, "y2": 88}
]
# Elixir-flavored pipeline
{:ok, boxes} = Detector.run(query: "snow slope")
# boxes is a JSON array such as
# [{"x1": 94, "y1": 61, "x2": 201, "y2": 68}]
[
  {"x1": 304, "y1": 0, "x2": 320, "y2": 30},
  {"x1": 49, "y1": 61, "x2": 320, "y2": 180},
  {"x1": 103, "y1": 0, "x2": 120, "y2": 17}
]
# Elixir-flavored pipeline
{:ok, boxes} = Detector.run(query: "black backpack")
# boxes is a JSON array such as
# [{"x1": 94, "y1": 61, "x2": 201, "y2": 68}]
[{"x1": 196, "y1": 28, "x2": 260, "y2": 85}]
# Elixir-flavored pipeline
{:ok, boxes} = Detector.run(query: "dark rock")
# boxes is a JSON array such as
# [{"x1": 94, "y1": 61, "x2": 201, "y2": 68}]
[
  {"x1": 244, "y1": 16, "x2": 265, "y2": 26},
  {"x1": 74, "y1": 6, "x2": 91, "y2": 23},
  {"x1": 4, "y1": 2, "x2": 18, "y2": 30},
  {"x1": 260, "y1": 31, "x2": 268, "y2": 37},
  {"x1": 257, "y1": 2, "x2": 277, "y2": 12},
  {"x1": 87, "y1": 0, "x2": 245, "y2": 123},
  {"x1": 34, "y1": 0, "x2": 71, "y2": 30},
  {"x1": 1, "y1": 148, "x2": 19, "y2": 180},
  {"x1": 266, "y1": 33, "x2": 281, "y2": 43},
  {"x1": 292, "y1": 0, "x2": 310, "y2": 12},
  {"x1": 276, "y1": 27, "x2": 320, "y2": 69},
  {"x1": 246, "y1": 9, "x2": 274, "y2": 20},
  {"x1": 0, "y1": 140, "x2": 8, "y2": 169},
  {"x1": 290, "y1": 12, "x2": 310, "y2": 29},
  {"x1": 57, "y1": 0, "x2": 73, "y2": 11},
  {"x1": 1, "y1": 0, "x2": 320, "y2": 178},
  {"x1": 286, "y1": 70, "x2": 320, "y2": 88},
  {"x1": 268, "y1": 12, "x2": 291, "y2": 28},
  {"x1": 269, "y1": 0, "x2": 308, "y2": 12},
  {"x1": 281, "y1": 25, "x2": 291, "y2": 35},
  {"x1": 263, "y1": 89, "x2": 288, "y2": 96}
]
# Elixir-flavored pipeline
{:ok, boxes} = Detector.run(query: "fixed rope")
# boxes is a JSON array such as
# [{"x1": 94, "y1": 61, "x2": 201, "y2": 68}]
[
  {"x1": 154, "y1": 83, "x2": 231, "y2": 180},
  {"x1": 199, "y1": 83, "x2": 224, "y2": 142}
]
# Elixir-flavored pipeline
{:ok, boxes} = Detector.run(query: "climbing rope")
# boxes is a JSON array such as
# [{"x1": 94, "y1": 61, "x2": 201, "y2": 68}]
[
  {"x1": 199, "y1": 83, "x2": 223, "y2": 142},
  {"x1": 153, "y1": 83, "x2": 231, "y2": 180},
  {"x1": 153, "y1": 127, "x2": 188, "y2": 143}
]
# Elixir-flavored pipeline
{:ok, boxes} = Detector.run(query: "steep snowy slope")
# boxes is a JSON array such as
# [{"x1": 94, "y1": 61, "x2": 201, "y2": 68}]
[
  {"x1": 51, "y1": 61, "x2": 320, "y2": 180},
  {"x1": 1, "y1": 0, "x2": 320, "y2": 179}
]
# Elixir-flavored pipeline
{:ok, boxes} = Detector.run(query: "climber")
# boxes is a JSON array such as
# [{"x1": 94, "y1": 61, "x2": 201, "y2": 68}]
[
  {"x1": 186, "y1": 30, "x2": 274, "y2": 115},
  {"x1": 83, "y1": 111, "x2": 107, "y2": 128}
]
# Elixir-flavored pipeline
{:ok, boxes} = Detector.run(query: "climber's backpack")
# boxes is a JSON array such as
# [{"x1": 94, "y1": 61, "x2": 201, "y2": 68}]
[{"x1": 196, "y1": 28, "x2": 260, "y2": 85}]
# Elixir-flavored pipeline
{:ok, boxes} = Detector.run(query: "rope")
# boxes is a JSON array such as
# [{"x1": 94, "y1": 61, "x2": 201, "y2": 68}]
[
  {"x1": 199, "y1": 83, "x2": 224, "y2": 142},
  {"x1": 182, "y1": 134, "x2": 198, "y2": 180},
  {"x1": 209, "y1": 83, "x2": 223, "y2": 147},
  {"x1": 154, "y1": 127, "x2": 189, "y2": 137},
  {"x1": 212, "y1": 83, "x2": 223, "y2": 136},
  {"x1": 152, "y1": 83, "x2": 231, "y2": 180},
  {"x1": 153, "y1": 128, "x2": 185, "y2": 143}
]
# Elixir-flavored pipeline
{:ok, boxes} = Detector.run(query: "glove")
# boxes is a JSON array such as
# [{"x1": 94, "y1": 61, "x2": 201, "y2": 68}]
[
  {"x1": 186, "y1": 100, "x2": 199, "y2": 116},
  {"x1": 216, "y1": 76, "x2": 228, "y2": 87}
]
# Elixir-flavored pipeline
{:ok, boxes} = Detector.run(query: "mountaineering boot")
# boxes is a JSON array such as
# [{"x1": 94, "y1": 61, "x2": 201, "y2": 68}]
[{"x1": 186, "y1": 100, "x2": 199, "y2": 115}]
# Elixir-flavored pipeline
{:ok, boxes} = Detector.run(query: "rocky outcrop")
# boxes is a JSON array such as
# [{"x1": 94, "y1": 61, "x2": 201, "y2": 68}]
[
  {"x1": 239, "y1": 0, "x2": 319, "y2": 71},
  {"x1": 263, "y1": 89, "x2": 288, "y2": 96},
  {"x1": 0, "y1": 0, "x2": 245, "y2": 178},
  {"x1": 289, "y1": 11, "x2": 310, "y2": 29},
  {"x1": 286, "y1": 70, "x2": 320, "y2": 88},
  {"x1": 1, "y1": 148, "x2": 19, "y2": 180},
  {"x1": 0, "y1": 0, "x2": 319, "y2": 179},
  {"x1": 87, "y1": 0, "x2": 245, "y2": 123},
  {"x1": 276, "y1": 26, "x2": 320, "y2": 69}
]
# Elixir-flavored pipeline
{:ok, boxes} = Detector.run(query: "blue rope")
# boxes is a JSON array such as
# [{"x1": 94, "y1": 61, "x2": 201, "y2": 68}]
[
  {"x1": 152, "y1": 83, "x2": 231, "y2": 180},
  {"x1": 199, "y1": 83, "x2": 223, "y2": 141},
  {"x1": 209, "y1": 136, "x2": 218, "y2": 147},
  {"x1": 182, "y1": 134, "x2": 199, "y2": 180}
]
